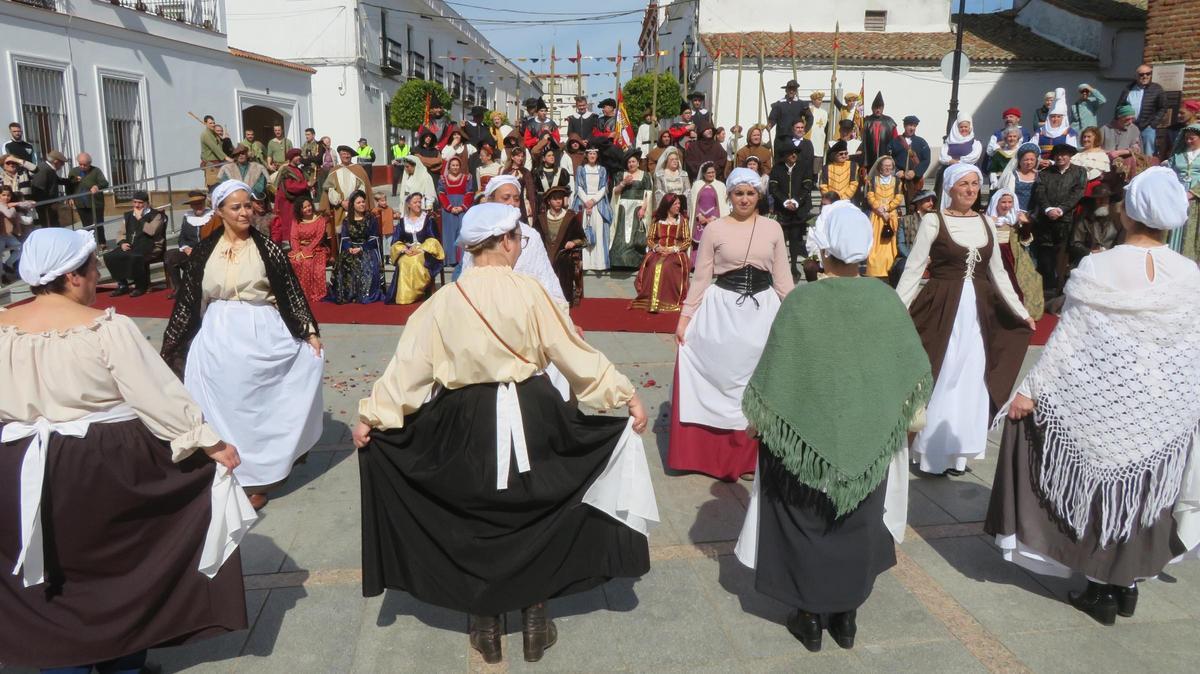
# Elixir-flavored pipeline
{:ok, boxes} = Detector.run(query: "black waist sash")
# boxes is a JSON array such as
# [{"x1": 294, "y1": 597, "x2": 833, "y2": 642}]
[{"x1": 714, "y1": 265, "x2": 773, "y2": 306}]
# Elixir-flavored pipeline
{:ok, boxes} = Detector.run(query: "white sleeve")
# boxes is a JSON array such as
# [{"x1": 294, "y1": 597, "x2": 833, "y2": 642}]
[
  {"x1": 938, "y1": 143, "x2": 953, "y2": 165},
  {"x1": 896, "y1": 214, "x2": 939, "y2": 307},
  {"x1": 962, "y1": 141, "x2": 983, "y2": 164},
  {"x1": 515, "y1": 223, "x2": 568, "y2": 308},
  {"x1": 986, "y1": 133, "x2": 1000, "y2": 156}
]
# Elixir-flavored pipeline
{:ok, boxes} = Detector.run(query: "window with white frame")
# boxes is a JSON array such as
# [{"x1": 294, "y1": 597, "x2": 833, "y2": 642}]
[
  {"x1": 101, "y1": 76, "x2": 147, "y2": 199},
  {"x1": 15, "y1": 63, "x2": 70, "y2": 160}
]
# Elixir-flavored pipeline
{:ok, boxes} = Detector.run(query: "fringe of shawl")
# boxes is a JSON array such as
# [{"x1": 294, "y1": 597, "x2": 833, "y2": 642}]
[
  {"x1": 1034, "y1": 395, "x2": 1199, "y2": 547},
  {"x1": 743, "y1": 371, "x2": 932, "y2": 517}
]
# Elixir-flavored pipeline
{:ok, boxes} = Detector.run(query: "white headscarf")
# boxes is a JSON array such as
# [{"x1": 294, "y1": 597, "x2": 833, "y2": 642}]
[
  {"x1": 946, "y1": 113, "x2": 974, "y2": 144},
  {"x1": 399, "y1": 157, "x2": 436, "y2": 207},
  {"x1": 985, "y1": 188, "x2": 1021, "y2": 227},
  {"x1": 726, "y1": 167, "x2": 764, "y2": 193},
  {"x1": 1042, "y1": 87, "x2": 1071, "y2": 139},
  {"x1": 482, "y1": 173, "x2": 522, "y2": 200},
  {"x1": 807, "y1": 200, "x2": 860, "y2": 259},
  {"x1": 1124, "y1": 166, "x2": 1189, "y2": 230},
  {"x1": 655, "y1": 146, "x2": 683, "y2": 175},
  {"x1": 211, "y1": 180, "x2": 251, "y2": 209},
  {"x1": 821, "y1": 203, "x2": 874, "y2": 264},
  {"x1": 941, "y1": 163, "x2": 983, "y2": 210},
  {"x1": 458, "y1": 202, "x2": 522, "y2": 247},
  {"x1": 18, "y1": 228, "x2": 96, "y2": 287}
]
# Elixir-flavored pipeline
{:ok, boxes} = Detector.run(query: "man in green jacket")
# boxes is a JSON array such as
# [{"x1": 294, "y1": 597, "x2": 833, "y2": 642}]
[
  {"x1": 1071, "y1": 83, "x2": 1107, "y2": 132},
  {"x1": 199, "y1": 114, "x2": 228, "y2": 187},
  {"x1": 68, "y1": 152, "x2": 110, "y2": 248},
  {"x1": 240, "y1": 128, "x2": 267, "y2": 164},
  {"x1": 266, "y1": 124, "x2": 293, "y2": 173}
]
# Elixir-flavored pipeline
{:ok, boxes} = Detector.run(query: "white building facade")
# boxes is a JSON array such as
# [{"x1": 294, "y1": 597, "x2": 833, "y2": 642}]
[
  {"x1": 2, "y1": 0, "x2": 314, "y2": 191},
  {"x1": 636, "y1": 0, "x2": 1146, "y2": 163},
  {"x1": 225, "y1": 0, "x2": 540, "y2": 151}
]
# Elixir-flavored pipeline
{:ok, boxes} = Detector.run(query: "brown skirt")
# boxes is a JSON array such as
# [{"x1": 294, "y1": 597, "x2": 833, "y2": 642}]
[
  {"x1": 0, "y1": 419, "x2": 247, "y2": 668},
  {"x1": 984, "y1": 417, "x2": 1186, "y2": 586}
]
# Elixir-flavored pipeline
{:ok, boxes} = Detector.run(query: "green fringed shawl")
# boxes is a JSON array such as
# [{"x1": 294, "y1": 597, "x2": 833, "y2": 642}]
[{"x1": 743, "y1": 277, "x2": 932, "y2": 516}]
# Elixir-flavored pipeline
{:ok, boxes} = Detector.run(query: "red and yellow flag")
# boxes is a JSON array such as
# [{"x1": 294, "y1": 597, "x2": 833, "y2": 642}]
[{"x1": 615, "y1": 89, "x2": 636, "y2": 149}]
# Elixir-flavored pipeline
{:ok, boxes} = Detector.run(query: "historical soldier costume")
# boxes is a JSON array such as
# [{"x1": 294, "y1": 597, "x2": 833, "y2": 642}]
[
  {"x1": 566, "y1": 96, "x2": 599, "y2": 144},
  {"x1": 1031, "y1": 144, "x2": 1086, "y2": 294},
  {"x1": 462, "y1": 106, "x2": 492, "y2": 149},
  {"x1": 860, "y1": 92, "x2": 898, "y2": 172},
  {"x1": 889, "y1": 115, "x2": 932, "y2": 206},
  {"x1": 768, "y1": 80, "x2": 814, "y2": 145},
  {"x1": 769, "y1": 144, "x2": 815, "y2": 276}
]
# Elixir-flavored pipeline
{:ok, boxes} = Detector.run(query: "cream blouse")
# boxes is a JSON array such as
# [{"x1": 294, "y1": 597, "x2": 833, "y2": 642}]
[
  {"x1": 0, "y1": 309, "x2": 219, "y2": 458},
  {"x1": 203, "y1": 236, "x2": 274, "y2": 304},
  {"x1": 359, "y1": 266, "x2": 635, "y2": 429}
]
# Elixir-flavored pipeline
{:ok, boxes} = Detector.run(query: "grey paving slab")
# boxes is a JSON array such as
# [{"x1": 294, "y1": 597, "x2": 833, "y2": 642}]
[
  {"x1": 147, "y1": 590, "x2": 269, "y2": 673},
  {"x1": 505, "y1": 587, "x2": 629, "y2": 673},
  {"x1": 237, "y1": 508, "x2": 305, "y2": 576},
  {"x1": 852, "y1": 638, "x2": 987, "y2": 673},
  {"x1": 279, "y1": 500, "x2": 362, "y2": 573},
  {"x1": 350, "y1": 593, "x2": 469, "y2": 673},
  {"x1": 906, "y1": 485, "x2": 959, "y2": 527},
  {"x1": 902, "y1": 535, "x2": 1094, "y2": 636},
  {"x1": 909, "y1": 472, "x2": 994, "y2": 524},
  {"x1": 238, "y1": 585, "x2": 366, "y2": 673},
  {"x1": 999, "y1": 626, "x2": 1148, "y2": 673},
  {"x1": 654, "y1": 474, "x2": 749, "y2": 545}
]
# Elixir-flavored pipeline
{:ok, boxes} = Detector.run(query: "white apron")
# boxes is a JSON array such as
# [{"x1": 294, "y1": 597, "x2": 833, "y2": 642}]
[
  {"x1": 677, "y1": 285, "x2": 780, "y2": 429},
  {"x1": 185, "y1": 300, "x2": 325, "y2": 487}
]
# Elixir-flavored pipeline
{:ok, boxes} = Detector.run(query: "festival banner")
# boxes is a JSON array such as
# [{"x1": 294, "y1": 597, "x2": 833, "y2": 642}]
[{"x1": 615, "y1": 89, "x2": 635, "y2": 150}]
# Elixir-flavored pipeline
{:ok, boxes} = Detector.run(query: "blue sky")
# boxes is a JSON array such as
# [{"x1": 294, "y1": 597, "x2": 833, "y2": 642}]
[{"x1": 458, "y1": 0, "x2": 1013, "y2": 100}]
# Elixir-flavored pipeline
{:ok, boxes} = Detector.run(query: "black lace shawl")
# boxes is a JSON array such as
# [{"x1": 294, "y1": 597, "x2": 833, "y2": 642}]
[{"x1": 161, "y1": 226, "x2": 320, "y2": 376}]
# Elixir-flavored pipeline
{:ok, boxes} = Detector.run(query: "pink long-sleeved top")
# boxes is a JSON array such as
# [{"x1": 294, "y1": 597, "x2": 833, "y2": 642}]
[{"x1": 681, "y1": 214, "x2": 795, "y2": 317}]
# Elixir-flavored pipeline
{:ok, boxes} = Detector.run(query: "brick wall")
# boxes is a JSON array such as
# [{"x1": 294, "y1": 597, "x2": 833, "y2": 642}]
[{"x1": 1144, "y1": 0, "x2": 1200, "y2": 99}]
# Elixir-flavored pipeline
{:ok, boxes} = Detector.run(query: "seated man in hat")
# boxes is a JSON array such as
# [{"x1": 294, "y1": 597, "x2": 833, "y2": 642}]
[
  {"x1": 1101, "y1": 103, "x2": 1143, "y2": 178},
  {"x1": 820, "y1": 141, "x2": 859, "y2": 203},
  {"x1": 1031, "y1": 143, "x2": 1086, "y2": 295},
  {"x1": 768, "y1": 80, "x2": 814, "y2": 146},
  {"x1": 104, "y1": 190, "x2": 166, "y2": 297},
  {"x1": 217, "y1": 144, "x2": 269, "y2": 195},
  {"x1": 164, "y1": 189, "x2": 216, "y2": 298},
  {"x1": 986, "y1": 108, "x2": 1033, "y2": 156}
]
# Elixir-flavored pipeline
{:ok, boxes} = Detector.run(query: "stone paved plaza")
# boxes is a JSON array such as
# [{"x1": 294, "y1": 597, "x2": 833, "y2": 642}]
[{"x1": 7, "y1": 273, "x2": 1200, "y2": 674}]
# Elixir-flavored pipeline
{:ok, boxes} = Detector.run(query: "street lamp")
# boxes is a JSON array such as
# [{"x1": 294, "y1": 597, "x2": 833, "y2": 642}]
[{"x1": 683, "y1": 34, "x2": 695, "y2": 94}]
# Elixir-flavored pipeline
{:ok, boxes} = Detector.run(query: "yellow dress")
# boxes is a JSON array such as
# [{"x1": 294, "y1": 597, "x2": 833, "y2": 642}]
[
  {"x1": 388, "y1": 238, "x2": 445, "y2": 305},
  {"x1": 865, "y1": 177, "x2": 903, "y2": 278}
]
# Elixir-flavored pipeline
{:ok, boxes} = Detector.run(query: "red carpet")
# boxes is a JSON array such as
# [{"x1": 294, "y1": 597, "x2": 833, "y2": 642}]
[{"x1": 54, "y1": 286, "x2": 1061, "y2": 344}]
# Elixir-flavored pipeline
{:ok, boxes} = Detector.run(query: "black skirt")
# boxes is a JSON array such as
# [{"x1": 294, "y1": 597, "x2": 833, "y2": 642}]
[
  {"x1": 984, "y1": 417, "x2": 1186, "y2": 586},
  {"x1": 753, "y1": 449, "x2": 895, "y2": 614},
  {"x1": 359, "y1": 376, "x2": 650, "y2": 615},
  {"x1": 0, "y1": 420, "x2": 247, "y2": 669}
]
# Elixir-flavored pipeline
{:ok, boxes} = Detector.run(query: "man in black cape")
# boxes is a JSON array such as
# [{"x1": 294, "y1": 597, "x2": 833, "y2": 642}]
[
  {"x1": 462, "y1": 106, "x2": 492, "y2": 149},
  {"x1": 687, "y1": 91, "x2": 712, "y2": 129},
  {"x1": 768, "y1": 80, "x2": 814, "y2": 146},
  {"x1": 860, "y1": 92, "x2": 898, "y2": 171},
  {"x1": 769, "y1": 142, "x2": 815, "y2": 278},
  {"x1": 566, "y1": 96, "x2": 598, "y2": 147}
]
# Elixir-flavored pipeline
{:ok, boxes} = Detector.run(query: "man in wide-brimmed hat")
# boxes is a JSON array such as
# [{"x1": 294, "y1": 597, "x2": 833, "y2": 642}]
[
  {"x1": 768, "y1": 79, "x2": 814, "y2": 148},
  {"x1": 1033, "y1": 143, "x2": 1086, "y2": 295},
  {"x1": 320, "y1": 144, "x2": 372, "y2": 248}
]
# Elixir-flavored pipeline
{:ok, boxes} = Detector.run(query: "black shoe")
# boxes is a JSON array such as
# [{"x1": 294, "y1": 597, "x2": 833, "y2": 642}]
[
  {"x1": 129, "y1": 288, "x2": 146, "y2": 298},
  {"x1": 1068, "y1": 581, "x2": 1117, "y2": 626},
  {"x1": 468, "y1": 614, "x2": 502, "y2": 664},
  {"x1": 786, "y1": 609, "x2": 822, "y2": 652},
  {"x1": 110, "y1": 284, "x2": 131, "y2": 297},
  {"x1": 828, "y1": 610, "x2": 857, "y2": 649},
  {"x1": 1112, "y1": 584, "x2": 1138, "y2": 617},
  {"x1": 521, "y1": 602, "x2": 558, "y2": 662}
]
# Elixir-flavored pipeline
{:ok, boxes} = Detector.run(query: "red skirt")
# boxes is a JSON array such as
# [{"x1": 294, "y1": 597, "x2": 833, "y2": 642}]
[{"x1": 666, "y1": 361, "x2": 758, "y2": 481}]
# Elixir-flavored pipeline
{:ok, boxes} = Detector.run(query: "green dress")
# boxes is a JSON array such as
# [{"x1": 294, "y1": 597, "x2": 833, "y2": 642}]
[
  {"x1": 1166, "y1": 145, "x2": 1200, "y2": 261},
  {"x1": 609, "y1": 170, "x2": 652, "y2": 269}
]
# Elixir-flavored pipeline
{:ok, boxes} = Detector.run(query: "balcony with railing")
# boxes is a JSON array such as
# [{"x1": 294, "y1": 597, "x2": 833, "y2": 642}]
[{"x1": 6, "y1": 0, "x2": 222, "y2": 33}]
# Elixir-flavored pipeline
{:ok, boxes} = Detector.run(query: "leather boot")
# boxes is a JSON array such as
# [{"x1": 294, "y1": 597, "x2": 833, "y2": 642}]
[
  {"x1": 1068, "y1": 581, "x2": 1117, "y2": 626},
  {"x1": 521, "y1": 602, "x2": 557, "y2": 662},
  {"x1": 786, "y1": 609, "x2": 822, "y2": 652},
  {"x1": 1112, "y1": 584, "x2": 1138, "y2": 618},
  {"x1": 469, "y1": 614, "x2": 502, "y2": 664},
  {"x1": 828, "y1": 610, "x2": 857, "y2": 649}
]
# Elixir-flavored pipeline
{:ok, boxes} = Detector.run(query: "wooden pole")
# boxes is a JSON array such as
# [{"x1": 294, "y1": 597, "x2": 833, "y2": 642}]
[
  {"x1": 615, "y1": 41, "x2": 622, "y2": 102},
  {"x1": 550, "y1": 45, "x2": 556, "y2": 123},
  {"x1": 828, "y1": 22, "x2": 840, "y2": 150},
  {"x1": 734, "y1": 37, "x2": 744, "y2": 130},
  {"x1": 652, "y1": 33, "x2": 660, "y2": 124},
  {"x1": 757, "y1": 46, "x2": 767, "y2": 126},
  {"x1": 576, "y1": 41, "x2": 583, "y2": 97},
  {"x1": 789, "y1": 25, "x2": 797, "y2": 82},
  {"x1": 712, "y1": 51, "x2": 722, "y2": 128}
]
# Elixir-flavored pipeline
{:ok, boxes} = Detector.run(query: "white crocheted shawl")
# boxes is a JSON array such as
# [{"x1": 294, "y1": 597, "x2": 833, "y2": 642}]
[{"x1": 1022, "y1": 262, "x2": 1200, "y2": 547}]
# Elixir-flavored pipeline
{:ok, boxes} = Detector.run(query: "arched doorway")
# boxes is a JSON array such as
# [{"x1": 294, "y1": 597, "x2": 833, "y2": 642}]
[{"x1": 241, "y1": 105, "x2": 286, "y2": 145}]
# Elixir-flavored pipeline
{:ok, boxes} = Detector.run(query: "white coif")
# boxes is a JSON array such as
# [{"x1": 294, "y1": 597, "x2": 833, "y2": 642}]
[{"x1": 185, "y1": 301, "x2": 324, "y2": 487}]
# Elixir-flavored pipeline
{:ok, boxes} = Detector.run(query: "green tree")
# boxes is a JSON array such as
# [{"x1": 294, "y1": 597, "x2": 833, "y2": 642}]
[
  {"x1": 622, "y1": 73, "x2": 683, "y2": 124},
  {"x1": 389, "y1": 80, "x2": 452, "y2": 131}
]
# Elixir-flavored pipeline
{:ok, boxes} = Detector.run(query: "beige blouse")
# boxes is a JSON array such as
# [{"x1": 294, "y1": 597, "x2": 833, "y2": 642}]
[
  {"x1": 359, "y1": 266, "x2": 635, "y2": 430},
  {"x1": 203, "y1": 236, "x2": 275, "y2": 304},
  {"x1": 0, "y1": 309, "x2": 219, "y2": 459}
]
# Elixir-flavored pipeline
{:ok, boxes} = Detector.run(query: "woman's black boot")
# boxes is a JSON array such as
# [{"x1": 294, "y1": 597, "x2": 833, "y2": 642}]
[
  {"x1": 469, "y1": 614, "x2": 503, "y2": 663},
  {"x1": 521, "y1": 602, "x2": 557, "y2": 662},
  {"x1": 1068, "y1": 581, "x2": 1117, "y2": 626},
  {"x1": 828, "y1": 610, "x2": 857, "y2": 649},
  {"x1": 1112, "y1": 584, "x2": 1138, "y2": 618},
  {"x1": 786, "y1": 609, "x2": 823, "y2": 652}
]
